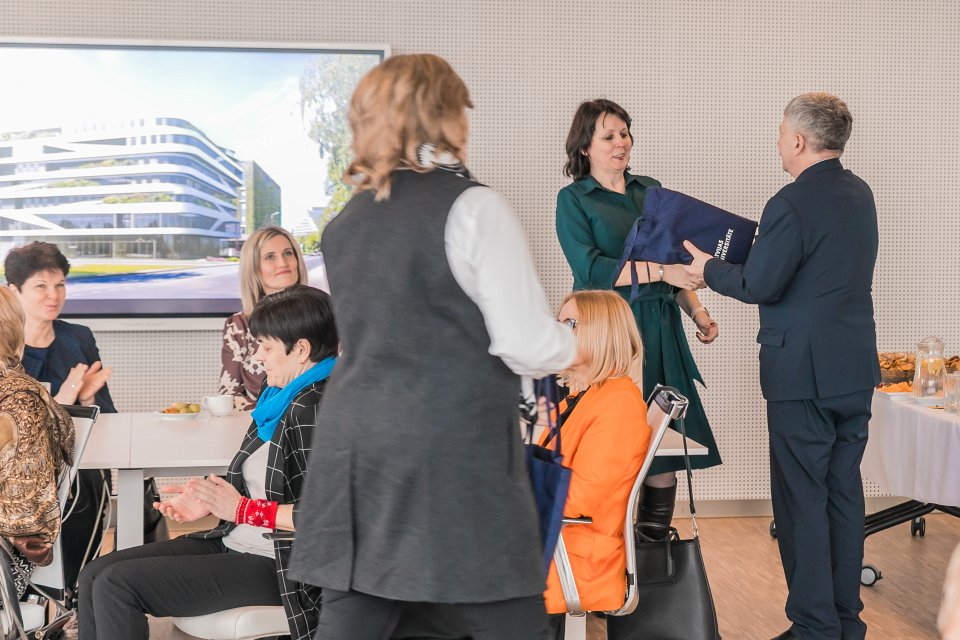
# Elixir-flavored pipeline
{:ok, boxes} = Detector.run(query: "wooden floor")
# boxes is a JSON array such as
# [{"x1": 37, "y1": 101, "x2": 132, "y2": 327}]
[
  {"x1": 108, "y1": 513, "x2": 959, "y2": 639},
  {"x1": 693, "y1": 514, "x2": 960, "y2": 639}
]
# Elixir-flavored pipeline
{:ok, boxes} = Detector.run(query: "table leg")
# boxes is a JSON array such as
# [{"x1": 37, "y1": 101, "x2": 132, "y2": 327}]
[{"x1": 116, "y1": 469, "x2": 145, "y2": 549}]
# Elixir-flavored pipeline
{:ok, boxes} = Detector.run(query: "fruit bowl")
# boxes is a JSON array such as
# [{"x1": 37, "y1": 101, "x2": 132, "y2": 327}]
[{"x1": 157, "y1": 402, "x2": 203, "y2": 419}]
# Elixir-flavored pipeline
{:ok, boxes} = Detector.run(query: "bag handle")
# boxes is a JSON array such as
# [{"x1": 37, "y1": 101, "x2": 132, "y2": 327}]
[{"x1": 676, "y1": 415, "x2": 700, "y2": 539}]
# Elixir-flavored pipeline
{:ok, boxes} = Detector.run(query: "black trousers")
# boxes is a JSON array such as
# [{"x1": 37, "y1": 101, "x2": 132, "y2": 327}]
[
  {"x1": 313, "y1": 588, "x2": 551, "y2": 640},
  {"x1": 768, "y1": 389, "x2": 872, "y2": 640},
  {"x1": 77, "y1": 536, "x2": 281, "y2": 640}
]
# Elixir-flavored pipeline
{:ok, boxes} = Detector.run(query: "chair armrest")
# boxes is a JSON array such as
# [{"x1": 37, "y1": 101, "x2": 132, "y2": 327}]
[{"x1": 262, "y1": 531, "x2": 296, "y2": 542}]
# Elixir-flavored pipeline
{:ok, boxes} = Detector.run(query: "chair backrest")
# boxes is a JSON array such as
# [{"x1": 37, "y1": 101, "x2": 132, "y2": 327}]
[
  {"x1": 607, "y1": 384, "x2": 688, "y2": 617},
  {"x1": 31, "y1": 405, "x2": 100, "y2": 592}
]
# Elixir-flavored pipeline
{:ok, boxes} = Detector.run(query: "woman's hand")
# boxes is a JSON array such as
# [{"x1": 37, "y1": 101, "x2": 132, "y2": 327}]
[
  {"x1": 185, "y1": 475, "x2": 243, "y2": 522},
  {"x1": 153, "y1": 485, "x2": 210, "y2": 523},
  {"x1": 662, "y1": 264, "x2": 704, "y2": 291},
  {"x1": 54, "y1": 363, "x2": 89, "y2": 405},
  {"x1": 77, "y1": 361, "x2": 112, "y2": 405},
  {"x1": 694, "y1": 312, "x2": 719, "y2": 344}
]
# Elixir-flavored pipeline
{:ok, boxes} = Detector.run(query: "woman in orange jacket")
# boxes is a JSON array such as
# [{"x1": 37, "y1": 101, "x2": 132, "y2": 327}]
[{"x1": 544, "y1": 290, "x2": 652, "y2": 638}]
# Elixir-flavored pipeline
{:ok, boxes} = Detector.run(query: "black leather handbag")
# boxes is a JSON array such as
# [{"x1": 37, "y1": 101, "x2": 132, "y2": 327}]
[{"x1": 607, "y1": 416, "x2": 721, "y2": 640}]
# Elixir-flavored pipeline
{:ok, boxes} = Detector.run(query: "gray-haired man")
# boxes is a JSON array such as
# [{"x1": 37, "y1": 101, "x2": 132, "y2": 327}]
[{"x1": 685, "y1": 93, "x2": 880, "y2": 640}]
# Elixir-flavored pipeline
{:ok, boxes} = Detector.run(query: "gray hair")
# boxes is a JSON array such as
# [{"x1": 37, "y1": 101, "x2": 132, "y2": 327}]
[{"x1": 784, "y1": 92, "x2": 853, "y2": 153}]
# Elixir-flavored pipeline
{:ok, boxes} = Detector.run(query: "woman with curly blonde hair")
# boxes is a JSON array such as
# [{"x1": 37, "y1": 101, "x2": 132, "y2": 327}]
[{"x1": 290, "y1": 54, "x2": 575, "y2": 639}]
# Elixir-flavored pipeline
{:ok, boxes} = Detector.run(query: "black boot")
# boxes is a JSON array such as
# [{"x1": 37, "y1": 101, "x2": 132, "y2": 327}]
[{"x1": 637, "y1": 481, "x2": 678, "y2": 539}]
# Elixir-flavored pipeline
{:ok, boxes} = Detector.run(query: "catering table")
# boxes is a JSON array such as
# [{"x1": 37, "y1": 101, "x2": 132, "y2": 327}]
[
  {"x1": 79, "y1": 412, "x2": 249, "y2": 550},
  {"x1": 79, "y1": 413, "x2": 705, "y2": 550},
  {"x1": 861, "y1": 391, "x2": 960, "y2": 538}
]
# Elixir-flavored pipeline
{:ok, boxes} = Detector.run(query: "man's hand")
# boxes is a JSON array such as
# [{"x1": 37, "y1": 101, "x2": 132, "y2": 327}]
[{"x1": 683, "y1": 240, "x2": 713, "y2": 281}]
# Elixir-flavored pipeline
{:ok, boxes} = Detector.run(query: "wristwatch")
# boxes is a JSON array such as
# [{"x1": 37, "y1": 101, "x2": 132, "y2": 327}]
[{"x1": 691, "y1": 306, "x2": 709, "y2": 321}]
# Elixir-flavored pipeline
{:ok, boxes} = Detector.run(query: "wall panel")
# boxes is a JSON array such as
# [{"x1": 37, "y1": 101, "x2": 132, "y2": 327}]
[{"x1": 3, "y1": 0, "x2": 958, "y2": 501}]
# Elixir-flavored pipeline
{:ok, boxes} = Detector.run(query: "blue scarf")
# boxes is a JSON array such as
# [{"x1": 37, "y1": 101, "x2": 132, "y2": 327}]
[{"x1": 252, "y1": 356, "x2": 336, "y2": 442}]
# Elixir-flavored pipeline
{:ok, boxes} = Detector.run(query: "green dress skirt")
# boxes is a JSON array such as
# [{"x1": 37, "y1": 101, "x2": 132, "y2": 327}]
[{"x1": 626, "y1": 281, "x2": 721, "y2": 473}]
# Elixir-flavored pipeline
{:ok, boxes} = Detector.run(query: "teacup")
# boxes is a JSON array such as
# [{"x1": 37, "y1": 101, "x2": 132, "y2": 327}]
[{"x1": 201, "y1": 394, "x2": 234, "y2": 417}]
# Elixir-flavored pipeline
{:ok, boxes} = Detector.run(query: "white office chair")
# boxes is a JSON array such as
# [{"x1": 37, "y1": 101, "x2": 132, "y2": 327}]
[
  {"x1": 553, "y1": 385, "x2": 688, "y2": 631},
  {"x1": 172, "y1": 605, "x2": 289, "y2": 640},
  {"x1": 1, "y1": 404, "x2": 100, "y2": 639},
  {"x1": 171, "y1": 529, "x2": 292, "y2": 640}
]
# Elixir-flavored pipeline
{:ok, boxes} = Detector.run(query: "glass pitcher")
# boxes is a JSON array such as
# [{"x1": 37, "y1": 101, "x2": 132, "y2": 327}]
[{"x1": 913, "y1": 336, "x2": 946, "y2": 400}]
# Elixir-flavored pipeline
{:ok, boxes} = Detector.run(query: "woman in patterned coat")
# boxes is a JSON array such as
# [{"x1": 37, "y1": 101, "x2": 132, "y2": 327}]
[
  {"x1": 219, "y1": 225, "x2": 308, "y2": 410},
  {"x1": 0, "y1": 286, "x2": 74, "y2": 600},
  {"x1": 78, "y1": 285, "x2": 336, "y2": 640}
]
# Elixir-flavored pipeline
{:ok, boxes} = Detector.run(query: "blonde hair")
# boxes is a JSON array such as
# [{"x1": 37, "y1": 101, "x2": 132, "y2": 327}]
[
  {"x1": 560, "y1": 290, "x2": 643, "y2": 391},
  {"x1": 345, "y1": 53, "x2": 473, "y2": 201},
  {"x1": 239, "y1": 226, "x2": 308, "y2": 316},
  {"x1": 0, "y1": 287, "x2": 25, "y2": 375}
]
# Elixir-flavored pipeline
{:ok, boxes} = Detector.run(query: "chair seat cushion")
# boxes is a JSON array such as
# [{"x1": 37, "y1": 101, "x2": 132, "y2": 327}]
[
  {"x1": 172, "y1": 605, "x2": 288, "y2": 640},
  {"x1": 2, "y1": 602, "x2": 46, "y2": 633}
]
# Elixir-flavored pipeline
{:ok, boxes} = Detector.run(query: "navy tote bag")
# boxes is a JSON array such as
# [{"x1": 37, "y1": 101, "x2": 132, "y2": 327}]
[
  {"x1": 522, "y1": 376, "x2": 572, "y2": 574},
  {"x1": 614, "y1": 187, "x2": 758, "y2": 300}
]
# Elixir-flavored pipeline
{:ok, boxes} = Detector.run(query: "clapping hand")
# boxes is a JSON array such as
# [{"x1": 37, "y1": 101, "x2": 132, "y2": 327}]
[
  {"x1": 77, "y1": 361, "x2": 112, "y2": 404},
  {"x1": 154, "y1": 485, "x2": 211, "y2": 523},
  {"x1": 184, "y1": 476, "x2": 243, "y2": 522},
  {"x1": 56, "y1": 361, "x2": 113, "y2": 405}
]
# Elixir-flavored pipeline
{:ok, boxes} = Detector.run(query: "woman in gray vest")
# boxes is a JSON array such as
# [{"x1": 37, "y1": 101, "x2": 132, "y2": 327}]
[{"x1": 289, "y1": 54, "x2": 576, "y2": 640}]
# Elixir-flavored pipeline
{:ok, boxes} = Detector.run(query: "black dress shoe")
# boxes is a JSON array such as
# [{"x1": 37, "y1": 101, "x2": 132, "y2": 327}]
[{"x1": 771, "y1": 631, "x2": 796, "y2": 640}]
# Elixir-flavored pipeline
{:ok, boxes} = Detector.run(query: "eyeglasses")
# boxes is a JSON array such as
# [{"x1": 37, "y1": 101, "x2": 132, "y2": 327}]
[{"x1": 559, "y1": 318, "x2": 578, "y2": 331}]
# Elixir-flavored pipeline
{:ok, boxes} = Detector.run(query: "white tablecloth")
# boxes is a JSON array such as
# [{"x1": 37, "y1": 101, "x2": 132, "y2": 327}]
[{"x1": 862, "y1": 392, "x2": 960, "y2": 507}]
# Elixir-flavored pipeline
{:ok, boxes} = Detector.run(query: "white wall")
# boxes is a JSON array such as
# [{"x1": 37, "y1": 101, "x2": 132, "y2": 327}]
[{"x1": 3, "y1": 0, "x2": 958, "y2": 501}]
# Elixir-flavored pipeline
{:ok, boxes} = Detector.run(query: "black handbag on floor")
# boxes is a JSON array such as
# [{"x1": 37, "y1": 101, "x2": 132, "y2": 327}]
[{"x1": 606, "y1": 416, "x2": 721, "y2": 640}]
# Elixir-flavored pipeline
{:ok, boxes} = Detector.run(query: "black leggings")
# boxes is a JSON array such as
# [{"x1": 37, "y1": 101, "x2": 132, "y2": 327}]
[
  {"x1": 77, "y1": 536, "x2": 281, "y2": 640},
  {"x1": 313, "y1": 588, "x2": 551, "y2": 640}
]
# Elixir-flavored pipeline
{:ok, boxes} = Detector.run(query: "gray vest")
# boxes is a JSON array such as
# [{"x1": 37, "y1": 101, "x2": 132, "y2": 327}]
[{"x1": 290, "y1": 168, "x2": 545, "y2": 602}]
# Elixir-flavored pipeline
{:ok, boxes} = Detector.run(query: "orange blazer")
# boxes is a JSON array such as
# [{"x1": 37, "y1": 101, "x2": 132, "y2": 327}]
[{"x1": 540, "y1": 376, "x2": 651, "y2": 614}]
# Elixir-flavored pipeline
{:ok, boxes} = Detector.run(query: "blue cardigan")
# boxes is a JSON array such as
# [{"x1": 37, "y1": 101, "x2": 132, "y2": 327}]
[{"x1": 22, "y1": 319, "x2": 117, "y2": 413}]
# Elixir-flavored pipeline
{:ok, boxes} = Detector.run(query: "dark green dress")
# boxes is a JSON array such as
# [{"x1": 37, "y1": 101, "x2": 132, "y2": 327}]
[{"x1": 555, "y1": 173, "x2": 721, "y2": 473}]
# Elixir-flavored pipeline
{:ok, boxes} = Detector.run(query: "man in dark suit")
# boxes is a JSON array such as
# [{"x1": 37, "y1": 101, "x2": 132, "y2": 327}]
[{"x1": 683, "y1": 93, "x2": 880, "y2": 640}]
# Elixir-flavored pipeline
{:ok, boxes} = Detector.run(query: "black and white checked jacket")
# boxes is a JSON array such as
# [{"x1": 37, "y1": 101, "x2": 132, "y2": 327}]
[{"x1": 188, "y1": 380, "x2": 325, "y2": 640}]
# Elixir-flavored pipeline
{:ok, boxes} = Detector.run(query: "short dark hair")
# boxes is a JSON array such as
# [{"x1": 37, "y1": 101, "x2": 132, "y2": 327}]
[
  {"x1": 249, "y1": 285, "x2": 338, "y2": 362},
  {"x1": 563, "y1": 99, "x2": 633, "y2": 180},
  {"x1": 4, "y1": 241, "x2": 71, "y2": 287}
]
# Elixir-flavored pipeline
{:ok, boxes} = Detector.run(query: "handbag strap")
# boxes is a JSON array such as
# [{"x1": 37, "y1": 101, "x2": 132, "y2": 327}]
[
  {"x1": 676, "y1": 415, "x2": 700, "y2": 539},
  {"x1": 541, "y1": 386, "x2": 586, "y2": 450},
  {"x1": 525, "y1": 375, "x2": 564, "y2": 456}
]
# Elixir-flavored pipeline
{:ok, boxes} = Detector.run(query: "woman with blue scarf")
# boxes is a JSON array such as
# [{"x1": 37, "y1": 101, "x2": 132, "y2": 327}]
[{"x1": 77, "y1": 285, "x2": 337, "y2": 640}]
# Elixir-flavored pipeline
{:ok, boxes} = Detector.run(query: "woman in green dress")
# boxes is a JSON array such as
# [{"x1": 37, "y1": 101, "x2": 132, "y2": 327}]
[{"x1": 555, "y1": 99, "x2": 722, "y2": 535}]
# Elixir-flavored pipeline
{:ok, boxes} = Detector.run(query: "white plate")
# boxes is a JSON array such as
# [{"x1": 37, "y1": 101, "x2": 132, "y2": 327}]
[
  {"x1": 154, "y1": 410, "x2": 205, "y2": 420},
  {"x1": 912, "y1": 395, "x2": 945, "y2": 406}
]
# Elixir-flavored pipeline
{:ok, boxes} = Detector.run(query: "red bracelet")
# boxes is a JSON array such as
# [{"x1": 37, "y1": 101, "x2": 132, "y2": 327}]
[{"x1": 234, "y1": 496, "x2": 278, "y2": 529}]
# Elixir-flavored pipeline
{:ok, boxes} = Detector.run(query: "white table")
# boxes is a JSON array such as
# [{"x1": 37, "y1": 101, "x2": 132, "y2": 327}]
[
  {"x1": 80, "y1": 412, "x2": 250, "y2": 550},
  {"x1": 863, "y1": 392, "x2": 960, "y2": 506},
  {"x1": 860, "y1": 392, "x2": 960, "y2": 537},
  {"x1": 81, "y1": 414, "x2": 705, "y2": 550}
]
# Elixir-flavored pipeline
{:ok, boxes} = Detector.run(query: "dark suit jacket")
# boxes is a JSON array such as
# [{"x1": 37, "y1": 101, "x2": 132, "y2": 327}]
[{"x1": 704, "y1": 158, "x2": 881, "y2": 401}]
